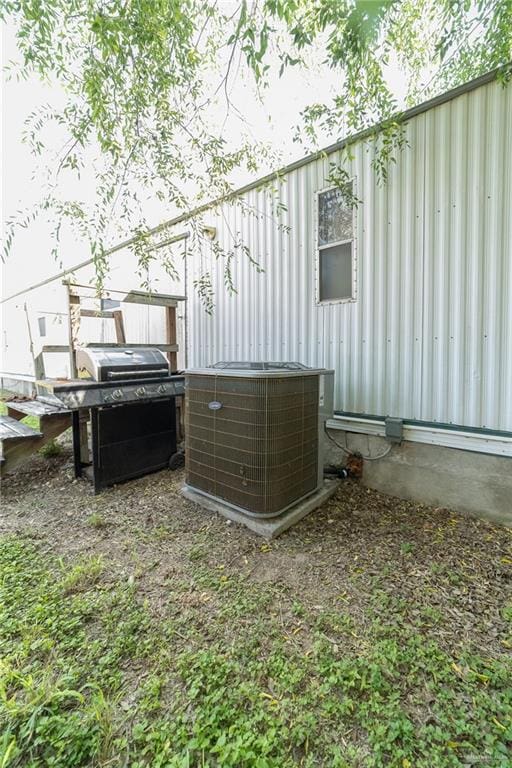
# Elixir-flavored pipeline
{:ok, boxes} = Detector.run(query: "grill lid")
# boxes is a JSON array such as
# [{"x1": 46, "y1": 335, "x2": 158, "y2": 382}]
[{"x1": 76, "y1": 346, "x2": 169, "y2": 382}]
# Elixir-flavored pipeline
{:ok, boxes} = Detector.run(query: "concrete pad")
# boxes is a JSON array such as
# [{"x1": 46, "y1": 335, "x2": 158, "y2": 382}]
[{"x1": 182, "y1": 480, "x2": 339, "y2": 538}]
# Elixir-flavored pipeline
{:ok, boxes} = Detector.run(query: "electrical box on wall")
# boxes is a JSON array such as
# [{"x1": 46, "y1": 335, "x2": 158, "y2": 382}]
[{"x1": 385, "y1": 417, "x2": 403, "y2": 444}]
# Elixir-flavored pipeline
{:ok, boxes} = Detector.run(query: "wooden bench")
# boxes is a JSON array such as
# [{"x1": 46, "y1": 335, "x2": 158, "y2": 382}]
[
  {"x1": 1, "y1": 400, "x2": 71, "y2": 476},
  {"x1": 0, "y1": 415, "x2": 42, "y2": 441},
  {"x1": 6, "y1": 399, "x2": 67, "y2": 418}
]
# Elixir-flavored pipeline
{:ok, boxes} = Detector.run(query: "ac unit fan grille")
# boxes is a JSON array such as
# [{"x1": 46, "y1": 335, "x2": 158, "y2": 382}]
[{"x1": 185, "y1": 374, "x2": 319, "y2": 516}]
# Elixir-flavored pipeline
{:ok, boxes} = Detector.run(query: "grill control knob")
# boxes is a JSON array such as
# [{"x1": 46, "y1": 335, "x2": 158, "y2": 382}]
[
  {"x1": 135, "y1": 386, "x2": 147, "y2": 398},
  {"x1": 112, "y1": 389, "x2": 123, "y2": 400},
  {"x1": 157, "y1": 384, "x2": 167, "y2": 394}
]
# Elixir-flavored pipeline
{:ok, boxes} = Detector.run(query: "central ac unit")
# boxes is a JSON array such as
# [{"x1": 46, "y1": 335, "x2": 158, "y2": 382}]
[{"x1": 184, "y1": 362, "x2": 334, "y2": 518}]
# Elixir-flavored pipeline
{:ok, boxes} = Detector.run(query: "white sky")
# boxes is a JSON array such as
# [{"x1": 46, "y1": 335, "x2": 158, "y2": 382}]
[{"x1": 1, "y1": 17, "x2": 409, "y2": 299}]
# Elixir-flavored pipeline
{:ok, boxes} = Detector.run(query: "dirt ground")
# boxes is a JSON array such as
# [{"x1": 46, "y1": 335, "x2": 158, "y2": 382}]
[
  {"x1": 2, "y1": 432, "x2": 512, "y2": 767},
  {"x1": 1, "y1": 435, "x2": 511, "y2": 661}
]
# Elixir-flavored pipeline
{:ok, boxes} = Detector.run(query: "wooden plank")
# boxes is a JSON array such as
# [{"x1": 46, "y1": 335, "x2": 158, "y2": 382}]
[
  {"x1": 6, "y1": 408, "x2": 23, "y2": 422},
  {"x1": 1, "y1": 436, "x2": 43, "y2": 477},
  {"x1": 41, "y1": 345, "x2": 70, "y2": 353},
  {"x1": 80, "y1": 309, "x2": 115, "y2": 319},
  {"x1": 1, "y1": 412, "x2": 71, "y2": 477},
  {"x1": 0, "y1": 415, "x2": 42, "y2": 441},
  {"x1": 40, "y1": 412, "x2": 72, "y2": 441},
  {"x1": 83, "y1": 342, "x2": 178, "y2": 352},
  {"x1": 113, "y1": 310, "x2": 126, "y2": 343},
  {"x1": 24, "y1": 302, "x2": 38, "y2": 382},
  {"x1": 41, "y1": 342, "x2": 179, "y2": 353},
  {"x1": 165, "y1": 305, "x2": 178, "y2": 372},
  {"x1": 7, "y1": 399, "x2": 69, "y2": 417},
  {"x1": 67, "y1": 288, "x2": 80, "y2": 378},
  {"x1": 122, "y1": 291, "x2": 182, "y2": 308},
  {"x1": 0, "y1": 375, "x2": 36, "y2": 398},
  {"x1": 66, "y1": 282, "x2": 186, "y2": 307},
  {"x1": 34, "y1": 352, "x2": 46, "y2": 380}
]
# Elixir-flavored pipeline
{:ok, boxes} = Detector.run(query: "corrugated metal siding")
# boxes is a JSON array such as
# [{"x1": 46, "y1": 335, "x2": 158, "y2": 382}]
[
  {"x1": 184, "y1": 78, "x2": 512, "y2": 433},
  {"x1": 420, "y1": 81, "x2": 512, "y2": 431},
  {"x1": 4, "y1": 78, "x2": 507, "y2": 434}
]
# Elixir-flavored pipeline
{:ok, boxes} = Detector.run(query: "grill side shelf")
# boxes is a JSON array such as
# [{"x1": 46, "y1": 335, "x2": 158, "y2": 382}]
[{"x1": 36, "y1": 376, "x2": 185, "y2": 409}]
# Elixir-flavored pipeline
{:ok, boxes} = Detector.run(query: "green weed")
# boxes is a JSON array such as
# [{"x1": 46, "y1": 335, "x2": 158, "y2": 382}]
[
  {"x1": 1, "y1": 537, "x2": 511, "y2": 768},
  {"x1": 87, "y1": 512, "x2": 107, "y2": 529},
  {"x1": 39, "y1": 440, "x2": 63, "y2": 458},
  {"x1": 60, "y1": 554, "x2": 104, "y2": 594}
]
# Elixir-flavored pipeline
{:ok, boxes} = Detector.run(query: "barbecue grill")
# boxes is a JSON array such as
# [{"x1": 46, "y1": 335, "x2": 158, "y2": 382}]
[
  {"x1": 37, "y1": 345, "x2": 185, "y2": 492},
  {"x1": 38, "y1": 346, "x2": 184, "y2": 410},
  {"x1": 76, "y1": 346, "x2": 170, "y2": 382}
]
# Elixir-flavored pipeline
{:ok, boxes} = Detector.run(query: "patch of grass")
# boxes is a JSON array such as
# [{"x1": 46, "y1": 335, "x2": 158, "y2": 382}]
[
  {"x1": 87, "y1": 512, "x2": 107, "y2": 529},
  {"x1": 421, "y1": 604, "x2": 444, "y2": 624},
  {"x1": 1, "y1": 537, "x2": 511, "y2": 768},
  {"x1": 39, "y1": 439, "x2": 63, "y2": 458},
  {"x1": 188, "y1": 543, "x2": 206, "y2": 562},
  {"x1": 60, "y1": 554, "x2": 104, "y2": 594}
]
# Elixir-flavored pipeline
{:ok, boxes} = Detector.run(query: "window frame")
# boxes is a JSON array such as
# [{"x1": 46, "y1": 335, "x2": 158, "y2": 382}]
[
  {"x1": 314, "y1": 180, "x2": 357, "y2": 306},
  {"x1": 38, "y1": 316, "x2": 47, "y2": 337}
]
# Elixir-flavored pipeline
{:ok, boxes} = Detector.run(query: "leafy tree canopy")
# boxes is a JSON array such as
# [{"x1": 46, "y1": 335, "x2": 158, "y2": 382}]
[{"x1": 2, "y1": 0, "x2": 511, "y2": 299}]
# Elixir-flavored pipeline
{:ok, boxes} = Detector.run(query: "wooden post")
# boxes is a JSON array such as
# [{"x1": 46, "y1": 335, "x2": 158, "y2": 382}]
[
  {"x1": 66, "y1": 287, "x2": 81, "y2": 378},
  {"x1": 164, "y1": 304, "x2": 183, "y2": 439},
  {"x1": 165, "y1": 306, "x2": 178, "y2": 372},
  {"x1": 34, "y1": 352, "x2": 45, "y2": 380},
  {"x1": 113, "y1": 310, "x2": 126, "y2": 343}
]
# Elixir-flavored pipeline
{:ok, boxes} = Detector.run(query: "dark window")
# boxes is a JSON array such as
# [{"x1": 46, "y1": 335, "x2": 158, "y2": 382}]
[{"x1": 319, "y1": 243, "x2": 352, "y2": 301}]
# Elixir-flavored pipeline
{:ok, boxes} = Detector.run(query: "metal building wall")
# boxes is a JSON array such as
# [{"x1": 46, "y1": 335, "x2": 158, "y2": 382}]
[{"x1": 184, "y1": 78, "x2": 512, "y2": 433}]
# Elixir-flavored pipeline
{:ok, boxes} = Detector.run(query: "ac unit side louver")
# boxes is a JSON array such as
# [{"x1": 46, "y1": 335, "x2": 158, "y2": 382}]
[{"x1": 185, "y1": 362, "x2": 334, "y2": 518}]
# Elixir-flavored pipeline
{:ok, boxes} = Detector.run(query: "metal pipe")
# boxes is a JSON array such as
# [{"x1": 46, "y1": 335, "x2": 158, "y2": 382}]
[{"x1": 333, "y1": 410, "x2": 512, "y2": 439}]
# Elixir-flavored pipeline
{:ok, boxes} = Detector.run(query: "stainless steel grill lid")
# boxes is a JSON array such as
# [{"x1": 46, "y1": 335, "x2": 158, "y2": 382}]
[{"x1": 76, "y1": 346, "x2": 169, "y2": 382}]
